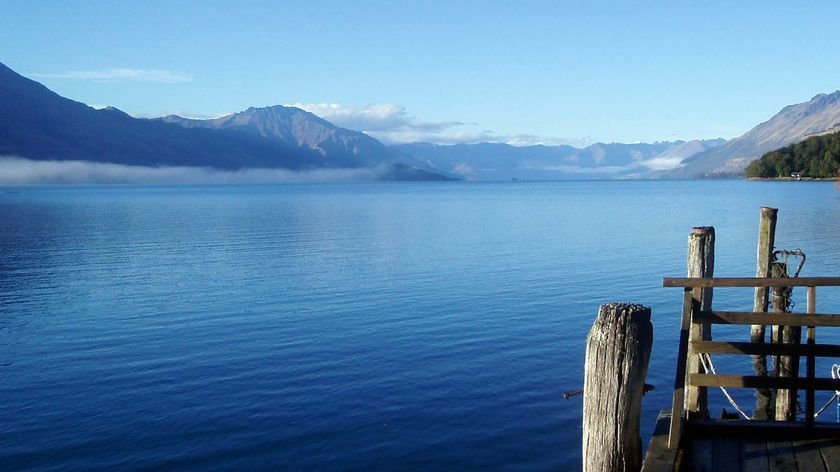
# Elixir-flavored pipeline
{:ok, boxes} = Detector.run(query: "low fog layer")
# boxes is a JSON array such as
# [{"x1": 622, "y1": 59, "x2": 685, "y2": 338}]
[{"x1": 0, "y1": 157, "x2": 380, "y2": 185}]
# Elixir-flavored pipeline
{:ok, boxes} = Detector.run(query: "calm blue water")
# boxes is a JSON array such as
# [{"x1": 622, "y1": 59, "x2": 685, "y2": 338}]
[{"x1": 2, "y1": 180, "x2": 840, "y2": 471}]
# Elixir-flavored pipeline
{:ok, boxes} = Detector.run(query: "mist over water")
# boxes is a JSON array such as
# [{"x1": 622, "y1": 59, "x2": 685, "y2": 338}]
[
  {"x1": 1, "y1": 180, "x2": 839, "y2": 471},
  {"x1": 0, "y1": 157, "x2": 380, "y2": 185}
]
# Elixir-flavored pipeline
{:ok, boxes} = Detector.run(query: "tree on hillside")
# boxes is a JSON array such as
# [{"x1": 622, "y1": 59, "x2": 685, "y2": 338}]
[{"x1": 746, "y1": 131, "x2": 840, "y2": 178}]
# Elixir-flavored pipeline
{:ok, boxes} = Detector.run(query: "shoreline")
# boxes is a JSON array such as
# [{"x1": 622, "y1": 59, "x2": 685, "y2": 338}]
[{"x1": 747, "y1": 176, "x2": 840, "y2": 181}]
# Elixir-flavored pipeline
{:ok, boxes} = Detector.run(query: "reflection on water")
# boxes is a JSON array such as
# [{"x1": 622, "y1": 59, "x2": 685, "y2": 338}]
[{"x1": 1, "y1": 181, "x2": 839, "y2": 471}]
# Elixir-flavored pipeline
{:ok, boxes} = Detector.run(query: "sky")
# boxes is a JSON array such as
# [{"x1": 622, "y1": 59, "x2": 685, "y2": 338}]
[{"x1": 2, "y1": 1, "x2": 840, "y2": 146}]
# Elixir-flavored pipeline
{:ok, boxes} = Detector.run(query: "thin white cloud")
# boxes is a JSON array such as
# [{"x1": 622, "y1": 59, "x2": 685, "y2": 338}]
[
  {"x1": 288, "y1": 103, "x2": 460, "y2": 134},
  {"x1": 0, "y1": 157, "x2": 378, "y2": 185},
  {"x1": 288, "y1": 102, "x2": 590, "y2": 147},
  {"x1": 32, "y1": 68, "x2": 194, "y2": 84},
  {"x1": 639, "y1": 156, "x2": 685, "y2": 171}
]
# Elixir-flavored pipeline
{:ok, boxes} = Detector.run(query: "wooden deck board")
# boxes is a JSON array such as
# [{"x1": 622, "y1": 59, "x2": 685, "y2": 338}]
[
  {"x1": 641, "y1": 410, "x2": 840, "y2": 472},
  {"x1": 792, "y1": 439, "x2": 829, "y2": 472},
  {"x1": 713, "y1": 435, "x2": 742, "y2": 472},
  {"x1": 765, "y1": 441, "x2": 797, "y2": 472},
  {"x1": 640, "y1": 410, "x2": 680, "y2": 472},
  {"x1": 742, "y1": 440, "x2": 769, "y2": 472},
  {"x1": 698, "y1": 436, "x2": 840, "y2": 472},
  {"x1": 689, "y1": 436, "x2": 714, "y2": 472},
  {"x1": 822, "y1": 440, "x2": 840, "y2": 472}
]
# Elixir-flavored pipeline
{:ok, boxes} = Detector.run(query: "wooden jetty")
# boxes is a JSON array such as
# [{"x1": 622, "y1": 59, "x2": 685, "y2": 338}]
[
  {"x1": 582, "y1": 208, "x2": 840, "y2": 472},
  {"x1": 641, "y1": 276, "x2": 840, "y2": 472}
]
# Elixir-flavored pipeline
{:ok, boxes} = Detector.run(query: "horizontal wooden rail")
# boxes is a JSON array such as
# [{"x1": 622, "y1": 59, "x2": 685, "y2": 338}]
[
  {"x1": 689, "y1": 373, "x2": 840, "y2": 391},
  {"x1": 694, "y1": 311, "x2": 840, "y2": 327},
  {"x1": 663, "y1": 277, "x2": 840, "y2": 288},
  {"x1": 665, "y1": 272, "x2": 840, "y2": 437},
  {"x1": 691, "y1": 340, "x2": 840, "y2": 357}
]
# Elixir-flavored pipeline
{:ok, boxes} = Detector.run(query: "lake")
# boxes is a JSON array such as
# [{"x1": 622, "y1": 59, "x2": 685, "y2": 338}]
[{"x1": 2, "y1": 180, "x2": 840, "y2": 471}]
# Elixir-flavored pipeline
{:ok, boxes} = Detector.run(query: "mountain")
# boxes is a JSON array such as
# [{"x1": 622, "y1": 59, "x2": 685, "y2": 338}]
[
  {"x1": 0, "y1": 62, "x2": 449, "y2": 180},
  {"x1": 665, "y1": 91, "x2": 840, "y2": 178},
  {"x1": 393, "y1": 139, "x2": 725, "y2": 180},
  {"x1": 159, "y1": 106, "x2": 430, "y2": 171},
  {"x1": 0, "y1": 62, "x2": 312, "y2": 169}
]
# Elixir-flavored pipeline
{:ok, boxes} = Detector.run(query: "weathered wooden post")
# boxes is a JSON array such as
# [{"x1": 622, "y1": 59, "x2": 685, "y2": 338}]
[
  {"x1": 685, "y1": 227, "x2": 714, "y2": 417},
  {"x1": 771, "y1": 261, "x2": 801, "y2": 421},
  {"x1": 583, "y1": 303, "x2": 653, "y2": 472},
  {"x1": 752, "y1": 207, "x2": 777, "y2": 420}
]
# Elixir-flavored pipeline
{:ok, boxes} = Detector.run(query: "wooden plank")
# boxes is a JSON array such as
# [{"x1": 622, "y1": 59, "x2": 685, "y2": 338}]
[
  {"x1": 792, "y1": 439, "x2": 829, "y2": 472},
  {"x1": 772, "y1": 262, "x2": 800, "y2": 422},
  {"x1": 694, "y1": 311, "x2": 840, "y2": 327},
  {"x1": 806, "y1": 286, "x2": 817, "y2": 426},
  {"x1": 689, "y1": 373, "x2": 840, "y2": 391},
  {"x1": 752, "y1": 207, "x2": 776, "y2": 423},
  {"x1": 686, "y1": 287, "x2": 707, "y2": 416},
  {"x1": 688, "y1": 419, "x2": 840, "y2": 440},
  {"x1": 668, "y1": 288, "x2": 693, "y2": 449},
  {"x1": 742, "y1": 440, "x2": 769, "y2": 472},
  {"x1": 712, "y1": 435, "x2": 742, "y2": 472},
  {"x1": 822, "y1": 440, "x2": 840, "y2": 472},
  {"x1": 663, "y1": 277, "x2": 840, "y2": 288},
  {"x1": 640, "y1": 410, "x2": 680, "y2": 472},
  {"x1": 765, "y1": 441, "x2": 798, "y2": 472},
  {"x1": 689, "y1": 436, "x2": 714, "y2": 472},
  {"x1": 691, "y1": 340, "x2": 840, "y2": 357}
]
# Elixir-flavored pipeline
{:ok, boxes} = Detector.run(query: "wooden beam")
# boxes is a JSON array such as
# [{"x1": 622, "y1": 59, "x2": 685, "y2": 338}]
[
  {"x1": 773, "y1": 262, "x2": 800, "y2": 422},
  {"x1": 662, "y1": 277, "x2": 840, "y2": 288},
  {"x1": 690, "y1": 340, "x2": 840, "y2": 357},
  {"x1": 694, "y1": 311, "x2": 840, "y2": 327},
  {"x1": 806, "y1": 286, "x2": 817, "y2": 426},
  {"x1": 669, "y1": 288, "x2": 693, "y2": 449},
  {"x1": 752, "y1": 206, "x2": 776, "y2": 422},
  {"x1": 689, "y1": 373, "x2": 840, "y2": 391},
  {"x1": 686, "y1": 226, "x2": 714, "y2": 417}
]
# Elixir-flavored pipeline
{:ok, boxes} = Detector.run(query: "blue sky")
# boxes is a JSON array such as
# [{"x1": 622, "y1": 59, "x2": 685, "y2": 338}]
[{"x1": 2, "y1": 1, "x2": 840, "y2": 146}]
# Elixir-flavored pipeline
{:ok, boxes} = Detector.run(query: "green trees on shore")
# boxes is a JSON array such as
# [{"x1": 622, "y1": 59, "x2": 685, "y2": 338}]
[{"x1": 746, "y1": 131, "x2": 840, "y2": 178}]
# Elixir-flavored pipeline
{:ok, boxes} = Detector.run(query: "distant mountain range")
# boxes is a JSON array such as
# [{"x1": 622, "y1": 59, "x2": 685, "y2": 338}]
[
  {"x1": 159, "y1": 106, "x2": 431, "y2": 171},
  {"x1": 4, "y1": 60, "x2": 840, "y2": 181},
  {"x1": 396, "y1": 90, "x2": 840, "y2": 180},
  {"x1": 0, "y1": 62, "x2": 450, "y2": 181},
  {"x1": 663, "y1": 91, "x2": 840, "y2": 178},
  {"x1": 393, "y1": 140, "x2": 725, "y2": 180}
]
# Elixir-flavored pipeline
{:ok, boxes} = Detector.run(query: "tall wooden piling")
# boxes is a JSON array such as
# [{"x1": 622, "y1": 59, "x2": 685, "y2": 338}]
[
  {"x1": 771, "y1": 262, "x2": 801, "y2": 421},
  {"x1": 751, "y1": 207, "x2": 777, "y2": 419},
  {"x1": 686, "y1": 227, "x2": 714, "y2": 417},
  {"x1": 583, "y1": 303, "x2": 653, "y2": 472}
]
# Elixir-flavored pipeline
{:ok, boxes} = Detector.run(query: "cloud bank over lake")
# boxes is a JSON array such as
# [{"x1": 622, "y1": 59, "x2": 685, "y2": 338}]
[{"x1": 0, "y1": 157, "x2": 379, "y2": 185}]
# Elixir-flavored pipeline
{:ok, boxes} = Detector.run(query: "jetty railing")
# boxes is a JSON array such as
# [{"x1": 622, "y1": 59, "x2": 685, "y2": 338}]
[{"x1": 662, "y1": 276, "x2": 840, "y2": 448}]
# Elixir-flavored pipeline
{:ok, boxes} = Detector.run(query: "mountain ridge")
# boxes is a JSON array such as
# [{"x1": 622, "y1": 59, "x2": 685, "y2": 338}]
[
  {"x1": 393, "y1": 139, "x2": 725, "y2": 180},
  {"x1": 7, "y1": 59, "x2": 840, "y2": 182},
  {"x1": 664, "y1": 90, "x2": 840, "y2": 177},
  {"x1": 160, "y1": 105, "x2": 430, "y2": 171},
  {"x1": 0, "y1": 61, "x2": 450, "y2": 180},
  {"x1": 0, "y1": 62, "x2": 314, "y2": 170}
]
